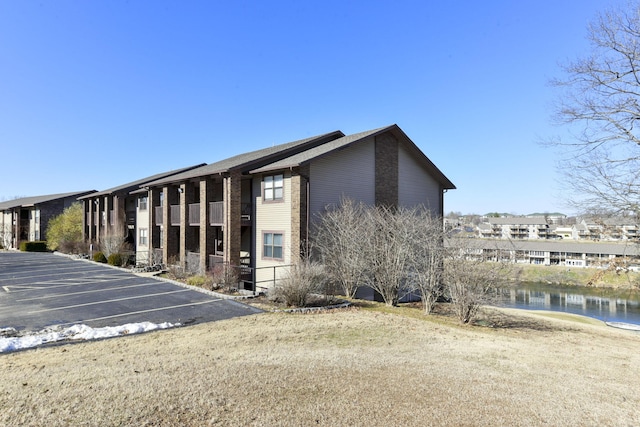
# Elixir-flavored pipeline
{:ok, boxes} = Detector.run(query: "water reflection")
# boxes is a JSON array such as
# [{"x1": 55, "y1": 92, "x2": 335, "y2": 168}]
[{"x1": 494, "y1": 285, "x2": 640, "y2": 326}]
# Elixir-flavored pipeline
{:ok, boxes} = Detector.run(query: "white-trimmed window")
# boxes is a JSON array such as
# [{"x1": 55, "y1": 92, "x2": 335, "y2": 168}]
[
  {"x1": 139, "y1": 196, "x2": 148, "y2": 211},
  {"x1": 139, "y1": 228, "x2": 148, "y2": 246},
  {"x1": 263, "y1": 232, "x2": 283, "y2": 260},
  {"x1": 263, "y1": 174, "x2": 284, "y2": 201}
]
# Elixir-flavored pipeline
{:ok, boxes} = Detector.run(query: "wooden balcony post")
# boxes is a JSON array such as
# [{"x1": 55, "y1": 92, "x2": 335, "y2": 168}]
[
  {"x1": 223, "y1": 171, "x2": 241, "y2": 267},
  {"x1": 199, "y1": 177, "x2": 216, "y2": 273}
]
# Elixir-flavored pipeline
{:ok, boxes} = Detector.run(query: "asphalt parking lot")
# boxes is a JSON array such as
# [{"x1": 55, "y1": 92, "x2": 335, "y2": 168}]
[{"x1": 0, "y1": 252, "x2": 261, "y2": 332}]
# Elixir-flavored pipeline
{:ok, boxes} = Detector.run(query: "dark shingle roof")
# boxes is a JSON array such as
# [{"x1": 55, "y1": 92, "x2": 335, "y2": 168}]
[
  {"x1": 456, "y1": 238, "x2": 640, "y2": 256},
  {"x1": 251, "y1": 124, "x2": 456, "y2": 190},
  {"x1": 250, "y1": 127, "x2": 388, "y2": 172},
  {"x1": 77, "y1": 164, "x2": 206, "y2": 199},
  {"x1": 0, "y1": 191, "x2": 96, "y2": 210},
  {"x1": 143, "y1": 131, "x2": 345, "y2": 188}
]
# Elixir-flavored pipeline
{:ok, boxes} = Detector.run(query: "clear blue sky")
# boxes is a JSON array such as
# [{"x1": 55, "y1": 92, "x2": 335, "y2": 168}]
[{"x1": 0, "y1": 0, "x2": 625, "y2": 215}]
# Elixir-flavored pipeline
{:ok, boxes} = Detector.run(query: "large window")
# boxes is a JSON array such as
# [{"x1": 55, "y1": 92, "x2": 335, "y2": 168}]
[
  {"x1": 139, "y1": 228, "x2": 148, "y2": 246},
  {"x1": 139, "y1": 196, "x2": 148, "y2": 211},
  {"x1": 263, "y1": 174, "x2": 283, "y2": 201},
  {"x1": 263, "y1": 232, "x2": 283, "y2": 260}
]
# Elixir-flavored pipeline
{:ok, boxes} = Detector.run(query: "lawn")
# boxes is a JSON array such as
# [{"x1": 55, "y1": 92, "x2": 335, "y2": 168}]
[{"x1": 1, "y1": 303, "x2": 640, "y2": 426}]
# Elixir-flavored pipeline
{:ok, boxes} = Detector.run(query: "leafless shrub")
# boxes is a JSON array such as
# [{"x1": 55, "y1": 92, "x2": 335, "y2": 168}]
[
  {"x1": 365, "y1": 205, "x2": 413, "y2": 306},
  {"x1": 314, "y1": 200, "x2": 447, "y2": 308},
  {"x1": 58, "y1": 239, "x2": 89, "y2": 255},
  {"x1": 0, "y1": 223, "x2": 11, "y2": 249},
  {"x1": 443, "y1": 238, "x2": 512, "y2": 324},
  {"x1": 166, "y1": 256, "x2": 186, "y2": 280},
  {"x1": 404, "y1": 209, "x2": 446, "y2": 314},
  {"x1": 100, "y1": 232, "x2": 125, "y2": 258},
  {"x1": 269, "y1": 260, "x2": 326, "y2": 307},
  {"x1": 208, "y1": 262, "x2": 240, "y2": 292},
  {"x1": 314, "y1": 199, "x2": 371, "y2": 298}
]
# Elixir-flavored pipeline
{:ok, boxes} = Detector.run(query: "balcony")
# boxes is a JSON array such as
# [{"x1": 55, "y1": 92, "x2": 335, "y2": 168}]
[
  {"x1": 153, "y1": 201, "x2": 253, "y2": 227},
  {"x1": 241, "y1": 203, "x2": 251, "y2": 225},
  {"x1": 209, "y1": 201, "x2": 224, "y2": 225},
  {"x1": 189, "y1": 203, "x2": 200, "y2": 226},
  {"x1": 155, "y1": 206, "x2": 163, "y2": 226},
  {"x1": 170, "y1": 205, "x2": 180, "y2": 226}
]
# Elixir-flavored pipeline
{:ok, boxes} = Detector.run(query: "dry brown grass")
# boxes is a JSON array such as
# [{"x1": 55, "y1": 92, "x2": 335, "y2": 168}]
[{"x1": 2, "y1": 304, "x2": 640, "y2": 426}]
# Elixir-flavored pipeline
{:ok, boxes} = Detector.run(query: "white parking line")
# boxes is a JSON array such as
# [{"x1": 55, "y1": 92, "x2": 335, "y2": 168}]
[
  {"x1": 54, "y1": 299, "x2": 223, "y2": 325},
  {"x1": 27, "y1": 289, "x2": 192, "y2": 314},
  {"x1": 15, "y1": 282, "x2": 162, "y2": 302},
  {"x1": 2, "y1": 277, "x2": 139, "y2": 294},
  {"x1": 0, "y1": 264, "x2": 103, "y2": 279}
]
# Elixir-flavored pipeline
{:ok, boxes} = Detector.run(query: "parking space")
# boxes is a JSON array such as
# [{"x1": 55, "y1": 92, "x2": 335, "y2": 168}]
[{"x1": 0, "y1": 252, "x2": 261, "y2": 332}]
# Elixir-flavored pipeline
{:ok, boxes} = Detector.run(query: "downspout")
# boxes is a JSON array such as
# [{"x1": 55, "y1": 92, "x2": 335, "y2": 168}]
[{"x1": 306, "y1": 177, "x2": 310, "y2": 257}]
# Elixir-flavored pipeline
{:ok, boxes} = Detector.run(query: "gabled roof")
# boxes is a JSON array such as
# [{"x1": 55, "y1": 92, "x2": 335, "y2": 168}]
[
  {"x1": 78, "y1": 164, "x2": 206, "y2": 199},
  {"x1": 457, "y1": 238, "x2": 640, "y2": 257},
  {"x1": 250, "y1": 124, "x2": 456, "y2": 190},
  {"x1": 477, "y1": 223, "x2": 492, "y2": 231},
  {"x1": 0, "y1": 191, "x2": 96, "y2": 210},
  {"x1": 144, "y1": 131, "x2": 345, "y2": 188}
]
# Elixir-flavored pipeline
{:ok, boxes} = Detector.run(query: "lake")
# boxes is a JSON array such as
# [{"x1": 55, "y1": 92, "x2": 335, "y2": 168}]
[{"x1": 494, "y1": 283, "x2": 640, "y2": 326}]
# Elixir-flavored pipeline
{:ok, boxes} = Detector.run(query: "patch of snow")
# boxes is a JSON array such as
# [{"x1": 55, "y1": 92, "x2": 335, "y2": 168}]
[{"x1": 0, "y1": 321, "x2": 178, "y2": 353}]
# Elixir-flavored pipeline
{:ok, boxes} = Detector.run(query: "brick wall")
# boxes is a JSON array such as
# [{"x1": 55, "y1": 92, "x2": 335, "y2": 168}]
[{"x1": 375, "y1": 132, "x2": 399, "y2": 207}]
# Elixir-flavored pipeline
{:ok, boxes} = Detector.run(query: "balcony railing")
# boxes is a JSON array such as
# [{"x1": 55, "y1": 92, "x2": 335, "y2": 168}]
[
  {"x1": 209, "y1": 201, "x2": 224, "y2": 225},
  {"x1": 155, "y1": 206, "x2": 163, "y2": 226},
  {"x1": 241, "y1": 202, "x2": 251, "y2": 224},
  {"x1": 189, "y1": 203, "x2": 200, "y2": 226},
  {"x1": 154, "y1": 201, "x2": 252, "y2": 227},
  {"x1": 170, "y1": 205, "x2": 180, "y2": 226},
  {"x1": 209, "y1": 254, "x2": 224, "y2": 266}
]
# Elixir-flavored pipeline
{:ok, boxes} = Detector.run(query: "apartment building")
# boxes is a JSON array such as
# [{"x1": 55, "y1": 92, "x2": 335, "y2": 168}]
[
  {"x1": 136, "y1": 124, "x2": 455, "y2": 291},
  {"x1": 460, "y1": 239, "x2": 640, "y2": 268},
  {"x1": 478, "y1": 217, "x2": 550, "y2": 239},
  {"x1": 79, "y1": 165, "x2": 205, "y2": 256},
  {"x1": 0, "y1": 191, "x2": 95, "y2": 249},
  {"x1": 475, "y1": 216, "x2": 639, "y2": 242}
]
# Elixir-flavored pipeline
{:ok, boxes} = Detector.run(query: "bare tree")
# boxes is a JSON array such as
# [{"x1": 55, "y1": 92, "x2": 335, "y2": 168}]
[
  {"x1": 313, "y1": 199, "x2": 372, "y2": 298},
  {"x1": 0, "y1": 223, "x2": 11, "y2": 249},
  {"x1": 550, "y1": 2, "x2": 640, "y2": 215},
  {"x1": 404, "y1": 209, "x2": 445, "y2": 314},
  {"x1": 366, "y1": 205, "x2": 415, "y2": 306},
  {"x1": 100, "y1": 207, "x2": 130, "y2": 257},
  {"x1": 100, "y1": 230, "x2": 126, "y2": 258},
  {"x1": 314, "y1": 200, "x2": 447, "y2": 308},
  {"x1": 443, "y1": 237, "x2": 511, "y2": 324}
]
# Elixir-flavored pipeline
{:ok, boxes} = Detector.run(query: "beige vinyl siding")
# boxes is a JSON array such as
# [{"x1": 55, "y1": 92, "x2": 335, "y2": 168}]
[
  {"x1": 309, "y1": 138, "x2": 375, "y2": 216},
  {"x1": 253, "y1": 171, "x2": 293, "y2": 290},
  {"x1": 398, "y1": 145, "x2": 441, "y2": 214},
  {"x1": 136, "y1": 195, "x2": 151, "y2": 264}
]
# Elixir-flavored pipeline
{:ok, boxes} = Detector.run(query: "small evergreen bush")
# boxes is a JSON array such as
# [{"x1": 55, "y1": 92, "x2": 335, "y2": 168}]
[
  {"x1": 186, "y1": 275, "x2": 213, "y2": 290},
  {"x1": 107, "y1": 253, "x2": 123, "y2": 266},
  {"x1": 93, "y1": 251, "x2": 107, "y2": 263},
  {"x1": 19, "y1": 241, "x2": 48, "y2": 252}
]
